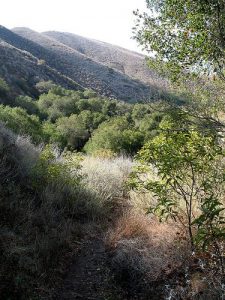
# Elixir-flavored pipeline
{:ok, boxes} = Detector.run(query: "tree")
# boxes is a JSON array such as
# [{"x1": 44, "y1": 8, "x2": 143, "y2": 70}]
[
  {"x1": 0, "y1": 105, "x2": 43, "y2": 143},
  {"x1": 35, "y1": 80, "x2": 57, "y2": 94},
  {"x1": 83, "y1": 89, "x2": 98, "y2": 99},
  {"x1": 134, "y1": 0, "x2": 225, "y2": 80},
  {"x1": 15, "y1": 95, "x2": 39, "y2": 115},
  {"x1": 130, "y1": 112, "x2": 225, "y2": 252},
  {"x1": 0, "y1": 77, "x2": 9, "y2": 97},
  {"x1": 134, "y1": 0, "x2": 225, "y2": 136},
  {"x1": 131, "y1": 103, "x2": 151, "y2": 121},
  {"x1": 37, "y1": 90, "x2": 78, "y2": 121},
  {"x1": 42, "y1": 121, "x2": 66, "y2": 147},
  {"x1": 56, "y1": 114, "x2": 90, "y2": 150},
  {"x1": 84, "y1": 116, "x2": 144, "y2": 155}
]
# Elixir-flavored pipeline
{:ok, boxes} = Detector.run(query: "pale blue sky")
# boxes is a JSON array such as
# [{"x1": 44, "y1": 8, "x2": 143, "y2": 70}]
[{"x1": 1, "y1": 0, "x2": 147, "y2": 52}]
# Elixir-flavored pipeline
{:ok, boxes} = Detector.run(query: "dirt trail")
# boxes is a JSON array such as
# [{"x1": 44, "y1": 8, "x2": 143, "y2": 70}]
[{"x1": 54, "y1": 237, "x2": 124, "y2": 300}]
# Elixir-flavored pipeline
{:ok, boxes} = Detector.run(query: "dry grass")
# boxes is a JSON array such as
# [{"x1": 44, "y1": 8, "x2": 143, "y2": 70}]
[
  {"x1": 81, "y1": 155, "x2": 133, "y2": 214},
  {"x1": 0, "y1": 128, "x2": 136, "y2": 299},
  {"x1": 11, "y1": 26, "x2": 157, "y2": 102},
  {"x1": 0, "y1": 125, "x2": 88, "y2": 299},
  {"x1": 1, "y1": 127, "x2": 223, "y2": 299},
  {"x1": 106, "y1": 212, "x2": 189, "y2": 284},
  {"x1": 129, "y1": 190, "x2": 154, "y2": 213},
  {"x1": 106, "y1": 187, "x2": 225, "y2": 299}
]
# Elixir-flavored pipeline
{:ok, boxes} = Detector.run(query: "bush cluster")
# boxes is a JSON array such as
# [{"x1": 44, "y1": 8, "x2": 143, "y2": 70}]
[{"x1": 0, "y1": 84, "x2": 164, "y2": 155}]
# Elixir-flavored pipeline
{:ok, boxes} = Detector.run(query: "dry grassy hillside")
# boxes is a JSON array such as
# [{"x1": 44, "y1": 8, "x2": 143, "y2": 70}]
[
  {"x1": 0, "y1": 38, "x2": 82, "y2": 102},
  {"x1": 43, "y1": 31, "x2": 165, "y2": 87},
  {"x1": 11, "y1": 27, "x2": 162, "y2": 101}
]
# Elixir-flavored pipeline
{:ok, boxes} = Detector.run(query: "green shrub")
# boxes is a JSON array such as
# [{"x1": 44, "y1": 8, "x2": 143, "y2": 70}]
[
  {"x1": 0, "y1": 77, "x2": 9, "y2": 97},
  {"x1": 38, "y1": 91, "x2": 78, "y2": 121},
  {"x1": 0, "y1": 105, "x2": 43, "y2": 143},
  {"x1": 130, "y1": 111, "x2": 225, "y2": 253},
  {"x1": 84, "y1": 117, "x2": 144, "y2": 155},
  {"x1": 14, "y1": 95, "x2": 40, "y2": 115},
  {"x1": 32, "y1": 144, "x2": 83, "y2": 188},
  {"x1": 0, "y1": 128, "x2": 89, "y2": 299},
  {"x1": 56, "y1": 114, "x2": 90, "y2": 149}
]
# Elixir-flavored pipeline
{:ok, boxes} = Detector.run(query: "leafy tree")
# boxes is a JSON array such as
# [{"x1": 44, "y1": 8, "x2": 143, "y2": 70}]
[
  {"x1": 0, "y1": 105, "x2": 43, "y2": 143},
  {"x1": 131, "y1": 103, "x2": 151, "y2": 121},
  {"x1": 101, "y1": 100, "x2": 118, "y2": 117},
  {"x1": 0, "y1": 77, "x2": 10, "y2": 97},
  {"x1": 134, "y1": 0, "x2": 225, "y2": 80},
  {"x1": 84, "y1": 116, "x2": 144, "y2": 154},
  {"x1": 37, "y1": 90, "x2": 79, "y2": 121},
  {"x1": 42, "y1": 121, "x2": 66, "y2": 146},
  {"x1": 83, "y1": 89, "x2": 98, "y2": 98},
  {"x1": 121, "y1": 129, "x2": 144, "y2": 154},
  {"x1": 14, "y1": 95, "x2": 39, "y2": 115},
  {"x1": 35, "y1": 80, "x2": 57, "y2": 94},
  {"x1": 56, "y1": 114, "x2": 90, "y2": 150},
  {"x1": 130, "y1": 112, "x2": 225, "y2": 251},
  {"x1": 76, "y1": 98, "x2": 104, "y2": 113},
  {"x1": 134, "y1": 1, "x2": 225, "y2": 141},
  {"x1": 79, "y1": 110, "x2": 106, "y2": 131},
  {"x1": 138, "y1": 112, "x2": 163, "y2": 137}
]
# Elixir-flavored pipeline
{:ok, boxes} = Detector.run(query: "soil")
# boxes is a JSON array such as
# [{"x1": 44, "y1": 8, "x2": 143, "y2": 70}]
[{"x1": 54, "y1": 236, "x2": 125, "y2": 300}]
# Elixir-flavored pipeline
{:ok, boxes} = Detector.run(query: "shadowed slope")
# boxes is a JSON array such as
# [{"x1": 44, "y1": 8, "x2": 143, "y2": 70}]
[
  {"x1": 11, "y1": 27, "x2": 161, "y2": 101},
  {"x1": 43, "y1": 31, "x2": 164, "y2": 87},
  {"x1": 0, "y1": 38, "x2": 82, "y2": 102}
]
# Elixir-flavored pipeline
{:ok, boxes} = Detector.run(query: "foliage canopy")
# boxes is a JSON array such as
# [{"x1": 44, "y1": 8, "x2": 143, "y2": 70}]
[{"x1": 134, "y1": 0, "x2": 225, "y2": 80}]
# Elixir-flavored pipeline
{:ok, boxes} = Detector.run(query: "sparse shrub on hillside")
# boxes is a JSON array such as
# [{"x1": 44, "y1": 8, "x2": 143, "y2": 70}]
[
  {"x1": 0, "y1": 77, "x2": 9, "y2": 97},
  {"x1": 37, "y1": 59, "x2": 46, "y2": 65}
]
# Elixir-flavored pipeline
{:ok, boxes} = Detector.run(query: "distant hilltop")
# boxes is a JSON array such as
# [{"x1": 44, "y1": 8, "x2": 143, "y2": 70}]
[{"x1": 0, "y1": 25, "x2": 167, "y2": 101}]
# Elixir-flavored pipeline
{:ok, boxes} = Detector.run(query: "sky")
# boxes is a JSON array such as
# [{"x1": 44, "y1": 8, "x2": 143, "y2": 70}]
[{"x1": 0, "y1": 0, "x2": 147, "y2": 53}]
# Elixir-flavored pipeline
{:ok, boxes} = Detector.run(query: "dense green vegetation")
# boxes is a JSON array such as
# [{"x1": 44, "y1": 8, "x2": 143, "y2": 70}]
[
  {"x1": 130, "y1": 111, "x2": 225, "y2": 251},
  {"x1": 134, "y1": 0, "x2": 225, "y2": 81},
  {"x1": 0, "y1": 84, "x2": 164, "y2": 155},
  {"x1": 128, "y1": 1, "x2": 225, "y2": 297}
]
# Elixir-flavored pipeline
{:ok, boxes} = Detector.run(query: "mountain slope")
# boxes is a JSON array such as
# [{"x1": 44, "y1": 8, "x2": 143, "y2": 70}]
[
  {"x1": 0, "y1": 38, "x2": 82, "y2": 103},
  {"x1": 43, "y1": 31, "x2": 162, "y2": 87},
  {"x1": 11, "y1": 27, "x2": 162, "y2": 101},
  {"x1": 0, "y1": 25, "x2": 167, "y2": 102}
]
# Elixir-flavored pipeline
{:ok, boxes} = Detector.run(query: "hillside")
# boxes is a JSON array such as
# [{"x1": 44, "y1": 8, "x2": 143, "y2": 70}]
[
  {"x1": 11, "y1": 27, "x2": 160, "y2": 101},
  {"x1": 43, "y1": 31, "x2": 163, "y2": 87},
  {"x1": 0, "y1": 38, "x2": 82, "y2": 103},
  {"x1": 1, "y1": 1, "x2": 225, "y2": 299},
  {"x1": 0, "y1": 25, "x2": 169, "y2": 102}
]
